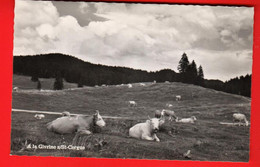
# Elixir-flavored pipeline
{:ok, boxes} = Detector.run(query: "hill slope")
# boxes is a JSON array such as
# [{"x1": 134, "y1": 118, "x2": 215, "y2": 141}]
[
  {"x1": 11, "y1": 76, "x2": 251, "y2": 161},
  {"x1": 13, "y1": 53, "x2": 178, "y2": 86}
]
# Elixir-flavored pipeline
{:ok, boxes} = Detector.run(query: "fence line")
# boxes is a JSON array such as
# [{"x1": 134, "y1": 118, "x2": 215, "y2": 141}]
[{"x1": 12, "y1": 108, "x2": 132, "y2": 120}]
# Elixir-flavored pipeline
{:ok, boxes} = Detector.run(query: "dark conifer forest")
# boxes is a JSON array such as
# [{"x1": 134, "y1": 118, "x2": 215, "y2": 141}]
[{"x1": 13, "y1": 53, "x2": 251, "y2": 97}]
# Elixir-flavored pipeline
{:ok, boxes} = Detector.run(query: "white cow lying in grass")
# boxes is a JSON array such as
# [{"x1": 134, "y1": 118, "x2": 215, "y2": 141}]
[
  {"x1": 129, "y1": 101, "x2": 137, "y2": 107},
  {"x1": 233, "y1": 113, "x2": 249, "y2": 126},
  {"x1": 128, "y1": 84, "x2": 133, "y2": 88},
  {"x1": 140, "y1": 83, "x2": 146, "y2": 86},
  {"x1": 34, "y1": 114, "x2": 45, "y2": 119},
  {"x1": 176, "y1": 116, "x2": 197, "y2": 123},
  {"x1": 47, "y1": 110, "x2": 105, "y2": 134},
  {"x1": 176, "y1": 95, "x2": 182, "y2": 101},
  {"x1": 129, "y1": 117, "x2": 162, "y2": 142}
]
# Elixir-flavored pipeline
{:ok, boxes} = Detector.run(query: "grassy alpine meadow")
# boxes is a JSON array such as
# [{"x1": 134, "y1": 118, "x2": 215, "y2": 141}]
[{"x1": 10, "y1": 75, "x2": 251, "y2": 161}]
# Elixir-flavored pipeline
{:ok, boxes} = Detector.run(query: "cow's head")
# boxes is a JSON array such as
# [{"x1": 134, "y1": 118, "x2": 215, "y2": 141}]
[
  {"x1": 148, "y1": 117, "x2": 160, "y2": 133},
  {"x1": 191, "y1": 116, "x2": 197, "y2": 121},
  {"x1": 94, "y1": 110, "x2": 106, "y2": 127}
]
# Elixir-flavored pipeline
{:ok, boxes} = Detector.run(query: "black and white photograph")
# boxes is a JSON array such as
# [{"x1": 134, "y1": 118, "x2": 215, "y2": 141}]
[{"x1": 11, "y1": 0, "x2": 253, "y2": 161}]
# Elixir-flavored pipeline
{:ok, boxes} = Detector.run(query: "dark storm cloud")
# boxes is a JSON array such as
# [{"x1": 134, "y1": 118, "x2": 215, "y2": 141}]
[{"x1": 52, "y1": 1, "x2": 107, "y2": 26}]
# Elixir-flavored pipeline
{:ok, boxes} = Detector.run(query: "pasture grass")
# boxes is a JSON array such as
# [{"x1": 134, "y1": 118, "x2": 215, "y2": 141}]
[{"x1": 10, "y1": 75, "x2": 251, "y2": 161}]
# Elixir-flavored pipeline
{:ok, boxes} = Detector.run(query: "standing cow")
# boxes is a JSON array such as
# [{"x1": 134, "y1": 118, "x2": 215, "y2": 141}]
[
  {"x1": 155, "y1": 109, "x2": 177, "y2": 121},
  {"x1": 176, "y1": 95, "x2": 182, "y2": 101},
  {"x1": 233, "y1": 113, "x2": 249, "y2": 126},
  {"x1": 162, "y1": 109, "x2": 177, "y2": 121},
  {"x1": 128, "y1": 84, "x2": 133, "y2": 88},
  {"x1": 166, "y1": 103, "x2": 173, "y2": 108},
  {"x1": 129, "y1": 101, "x2": 137, "y2": 107}
]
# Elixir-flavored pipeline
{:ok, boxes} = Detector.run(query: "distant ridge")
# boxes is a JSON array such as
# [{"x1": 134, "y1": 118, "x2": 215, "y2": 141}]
[
  {"x1": 13, "y1": 53, "x2": 179, "y2": 86},
  {"x1": 13, "y1": 53, "x2": 251, "y2": 97}
]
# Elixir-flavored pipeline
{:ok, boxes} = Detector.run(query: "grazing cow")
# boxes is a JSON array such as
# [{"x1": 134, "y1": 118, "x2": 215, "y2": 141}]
[
  {"x1": 140, "y1": 83, "x2": 146, "y2": 86},
  {"x1": 176, "y1": 95, "x2": 182, "y2": 101},
  {"x1": 166, "y1": 103, "x2": 173, "y2": 108},
  {"x1": 34, "y1": 114, "x2": 45, "y2": 120},
  {"x1": 162, "y1": 109, "x2": 177, "y2": 121},
  {"x1": 61, "y1": 111, "x2": 70, "y2": 117},
  {"x1": 129, "y1": 117, "x2": 162, "y2": 142},
  {"x1": 128, "y1": 84, "x2": 133, "y2": 88},
  {"x1": 129, "y1": 101, "x2": 137, "y2": 107},
  {"x1": 176, "y1": 116, "x2": 197, "y2": 123},
  {"x1": 165, "y1": 81, "x2": 170, "y2": 83},
  {"x1": 13, "y1": 87, "x2": 19, "y2": 91},
  {"x1": 47, "y1": 110, "x2": 106, "y2": 134},
  {"x1": 233, "y1": 113, "x2": 249, "y2": 126}
]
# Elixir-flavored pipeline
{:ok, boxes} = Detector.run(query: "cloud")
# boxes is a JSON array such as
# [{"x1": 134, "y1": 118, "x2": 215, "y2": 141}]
[
  {"x1": 52, "y1": 1, "x2": 108, "y2": 26},
  {"x1": 13, "y1": 1, "x2": 254, "y2": 81},
  {"x1": 79, "y1": 2, "x2": 89, "y2": 14},
  {"x1": 185, "y1": 49, "x2": 252, "y2": 81},
  {"x1": 13, "y1": 1, "x2": 59, "y2": 55},
  {"x1": 14, "y1": 1, "x2": 59, "y2": 30}
]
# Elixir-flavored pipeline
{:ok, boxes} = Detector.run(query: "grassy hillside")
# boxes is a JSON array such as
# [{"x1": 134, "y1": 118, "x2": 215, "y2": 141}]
[
  {"x1": 11, "y1": 75, "x2": 251, "y2": 161},
  {"x1": 13, "y1": 74, "x2": 78, "y2": 90}
]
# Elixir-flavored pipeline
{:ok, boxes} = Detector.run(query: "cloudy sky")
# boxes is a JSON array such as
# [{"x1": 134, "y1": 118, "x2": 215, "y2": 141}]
[{"x1": 13, "y1": 0, "x2": 254, "y2": 81}]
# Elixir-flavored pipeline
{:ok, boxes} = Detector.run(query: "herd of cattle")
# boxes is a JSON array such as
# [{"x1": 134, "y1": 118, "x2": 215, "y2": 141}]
[
  {"x1": 31, "y1": 94, "x2": 250, "y2": 143},
  {"x1": 14, "y1": 81, "x2": 249, "y2": 142}
]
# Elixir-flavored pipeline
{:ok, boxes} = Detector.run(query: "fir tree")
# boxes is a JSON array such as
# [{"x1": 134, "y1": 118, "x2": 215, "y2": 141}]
[
  {"x1": 187, "y1": 60, "x2": 198, "y2": 84},
  {"x1": 197, "y1": 65, "x2": 205, "y2": 86},
  {"x1": 177, "y1": 53, "x2": 189, "y2": 74},
  {"x1": 77, "y1": 76, "x2": 84, "y2": 88},
  {"x1": 53, "y1": 74, "x2": 64, "y2": 90},
  {"x1": 198, "y1": 65, "x2": 204, "y2": 79},
  {"x1": 31, "y1": 75, "x2": 39, "y2": 82},
  {"x1": 37, "y1": 80, "x2": 41, "y2": 90},
  {"x1": 177, "y1": 53, "x2": 190, "y2": 83}
]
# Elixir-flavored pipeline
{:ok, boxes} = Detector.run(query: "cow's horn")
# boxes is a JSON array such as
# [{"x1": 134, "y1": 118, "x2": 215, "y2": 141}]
[{"x1": 95, "y1": 110, "x2": 99, "y2": 115}]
